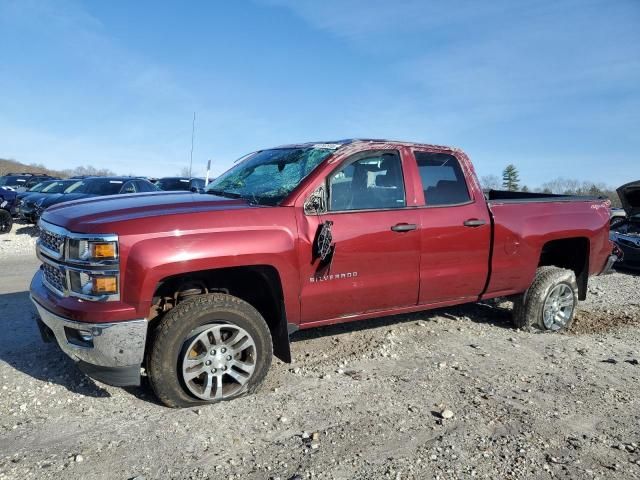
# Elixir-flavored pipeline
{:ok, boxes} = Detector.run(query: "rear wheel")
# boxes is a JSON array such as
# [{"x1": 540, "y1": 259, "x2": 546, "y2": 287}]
[
  {"x1": 513, "y1": 266, "x2": 578, "y2": 332},
  {"x1": 147, "y1": 293, "x2": 273, "y2": 407},
  {"x1": 0, "y1": 210, "x2": 13, "y2": 234}
]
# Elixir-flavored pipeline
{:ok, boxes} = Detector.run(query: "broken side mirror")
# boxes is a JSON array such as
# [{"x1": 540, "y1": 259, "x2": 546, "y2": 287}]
[
  {"x1": 314, "y1": 220, "x2": 334, "y2": 263},
  {"x1": 304, "y1": 185, "x2": 327, "y2": 215}
]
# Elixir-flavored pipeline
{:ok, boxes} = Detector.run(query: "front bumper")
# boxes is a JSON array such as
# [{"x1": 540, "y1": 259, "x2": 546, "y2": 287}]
[
  {"x1": 616, "y1": 245, "x2": 640, "y2": 270},
  {"x1": 18, "y1": 205, "x2": 39, "y2": 223},
  {"x1": 31, "y1": 297, "x2": 148, "y2": 386}
]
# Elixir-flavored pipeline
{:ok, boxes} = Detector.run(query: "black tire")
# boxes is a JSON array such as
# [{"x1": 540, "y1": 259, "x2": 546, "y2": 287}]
[
  {"x1": 0, "y1": 210, "x2": 13, "y2": 235},
  {"x1": 512, "y1": 266, "x2": 578, "y2": 332},
  {"x1": 147, "y1": 293, "x2": 273, "y2": 408}
]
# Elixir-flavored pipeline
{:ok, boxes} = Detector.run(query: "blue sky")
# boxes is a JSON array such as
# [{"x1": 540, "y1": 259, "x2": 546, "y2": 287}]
[{"x1": 0, "y1": 0, "x2": 638, "y2": 187}]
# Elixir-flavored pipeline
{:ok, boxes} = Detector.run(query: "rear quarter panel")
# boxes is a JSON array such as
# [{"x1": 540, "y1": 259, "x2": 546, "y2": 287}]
[{"x1": 485, "y1": 200, "x2": 611, "y2": 297}]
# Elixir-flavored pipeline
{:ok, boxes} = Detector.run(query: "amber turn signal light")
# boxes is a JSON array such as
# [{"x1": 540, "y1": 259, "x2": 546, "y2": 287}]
[
  {"x1": 93, "y1": 276, "x2": 118, "y2": 294},
  {"x1": 91, "y1": 242, "x2": 117, "y2": 259}
]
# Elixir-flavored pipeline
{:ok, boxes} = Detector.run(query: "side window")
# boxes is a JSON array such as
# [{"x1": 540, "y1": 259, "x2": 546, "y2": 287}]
[
  {"x1": 415, "y1": 152, "x2": 471, "y2": 206},
  {"x1": 121, "y1": 181, "x2": 137, "y2": 194},
  {"x1": 26, "y1": 178, "x2": 40, "y2": 188},
  {"x1": 134, "y1": 180, "x2": 149, "y2": 192},
  {"x1": 191, "y1": 179, "x2": 205, "y2": 190},
  {"x1": 328, "y1": 151, "x2": 406, "y2": 211}
]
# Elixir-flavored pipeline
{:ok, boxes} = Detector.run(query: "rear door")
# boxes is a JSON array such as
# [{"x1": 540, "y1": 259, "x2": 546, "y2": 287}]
[
  {"x1": 297, "y1": 149, "x2": 421, "y2": 324},
  {"x1": 411, "y1": 150, "x2": 491, "y2": 304}
]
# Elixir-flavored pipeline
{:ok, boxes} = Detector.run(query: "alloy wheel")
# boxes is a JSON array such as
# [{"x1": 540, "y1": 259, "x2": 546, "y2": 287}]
[{"x1": 180, "y1": 323, "x2": 257, "y2": 401}]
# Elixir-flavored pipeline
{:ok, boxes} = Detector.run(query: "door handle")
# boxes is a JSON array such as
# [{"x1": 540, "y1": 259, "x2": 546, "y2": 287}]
[
  {"x1": 391, "y1": 223, "x2": 417, "y2": 232},
  {"x1": 463, "y1": 219, "x2": 486, "y2": 227}
]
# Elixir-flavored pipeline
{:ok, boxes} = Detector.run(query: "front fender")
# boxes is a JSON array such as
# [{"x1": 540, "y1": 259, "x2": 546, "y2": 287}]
[{"x1": 122, "y1": 227, "x2": 301, "y2": 324}]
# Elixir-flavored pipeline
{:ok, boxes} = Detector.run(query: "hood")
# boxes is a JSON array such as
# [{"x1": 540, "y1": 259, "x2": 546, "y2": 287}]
[
  {"x1": 39, "y1": 192, "x2": 93, "y2": 208},
  {"x1": 17, "y1": 191, "x2": 35, "y2": 200},
  {"x1": 617, "y1": 181, "x2": 640, "y2": 217},
  {"x1": 42, "y1": 191, "x2": 252, "y2": 232},
  {"x1": 20, "y1": 190, "x2": 68, "y2": 202},
  {"x1": 21, "y1": 191, "x2": 52, "y2": 204}
]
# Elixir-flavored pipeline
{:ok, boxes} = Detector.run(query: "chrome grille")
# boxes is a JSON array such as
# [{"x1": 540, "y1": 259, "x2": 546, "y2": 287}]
[
  {"x1": 42, "y1": 262, "x2": 67, "y2": 295},
  {"x1": 35, "y1": 220, "x2": 120, "y2": 301},
  {"x1": 39, "y1": 227, "x2": 65, "y2": 258}
]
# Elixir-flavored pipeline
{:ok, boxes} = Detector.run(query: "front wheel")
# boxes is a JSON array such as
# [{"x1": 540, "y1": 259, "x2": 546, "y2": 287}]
[
  {"x1": 512, "y1": 266, "x2": 578, "y2": 332},
  {"x1": 0, "y1": 210, "x2": 13, "y2": 234},
  {"x1": 147, "y1": 293, "x2": 273, "y2": 407}
]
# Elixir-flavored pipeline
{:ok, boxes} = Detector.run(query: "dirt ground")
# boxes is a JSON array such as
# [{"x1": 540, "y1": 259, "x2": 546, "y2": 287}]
[{"x1": 1, "y1": 251, "x2": 639, "y2": 480}]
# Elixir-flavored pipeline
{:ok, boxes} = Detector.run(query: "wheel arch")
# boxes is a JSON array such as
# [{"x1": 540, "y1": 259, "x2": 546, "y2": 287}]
[
  {"x1": 538, "y1": 237, "x2": 590, "y2": 300},
  {"x1": 149, "y1": 265, "x2": 292, "y2": 363}
]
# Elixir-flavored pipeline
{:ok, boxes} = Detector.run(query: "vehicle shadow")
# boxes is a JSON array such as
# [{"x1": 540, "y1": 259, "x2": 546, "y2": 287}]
[
  {"x1": 14, "y1": 223, "x2": 39, "y2": 237},
  {"x1": 122, "y1": 379, "x2": 165, "y2": 407},
  {"x1": 614, "y1": 266, "x2": 640, "y2": 276},
  {"x1": 0, "y1": 290, "x2": 111, "y2": 398},
  {"x1": 291, "y1": 300, "x2": 515, "y2": 343},
  {"x1": 1, "y1": 288, "x2": 514, "y2": 402}
]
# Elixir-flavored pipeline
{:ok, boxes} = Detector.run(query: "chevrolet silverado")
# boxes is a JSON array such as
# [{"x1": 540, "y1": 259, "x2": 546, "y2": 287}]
[{"x1": 30, "y1": 139, "x2": 616, "y2": 407}]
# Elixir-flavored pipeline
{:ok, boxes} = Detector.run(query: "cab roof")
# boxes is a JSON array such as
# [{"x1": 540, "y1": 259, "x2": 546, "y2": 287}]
[{"x1": 273, "y1": 138, "x2": 458, "y2": 151}]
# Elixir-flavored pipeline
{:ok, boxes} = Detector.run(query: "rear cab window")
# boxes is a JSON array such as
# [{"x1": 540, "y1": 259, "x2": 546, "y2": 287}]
[{"x1": 414, "y1": 151, "x2": 471, "y2": 206}]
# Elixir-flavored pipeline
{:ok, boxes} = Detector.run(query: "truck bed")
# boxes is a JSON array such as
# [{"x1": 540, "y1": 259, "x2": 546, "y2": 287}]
[
  {"x1": 482, "y1": 192, "x2": 612, "y2": 299},
  {"x1": 485, "y1": 189, "x2": 602, "y2": 203}
]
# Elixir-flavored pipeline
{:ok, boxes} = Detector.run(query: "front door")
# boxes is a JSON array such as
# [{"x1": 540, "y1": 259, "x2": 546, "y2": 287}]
[{"x1": 296, "y1": 149, "x2": 421, "y2": 325}]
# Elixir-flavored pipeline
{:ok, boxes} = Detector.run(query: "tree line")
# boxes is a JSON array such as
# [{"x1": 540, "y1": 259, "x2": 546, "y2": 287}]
[
  {"x1": 0, "y1": 158, "x2": 117, "y2": 179},
  {"x1": 480, "y1": 164, "x2": 622, "y2": 208}
]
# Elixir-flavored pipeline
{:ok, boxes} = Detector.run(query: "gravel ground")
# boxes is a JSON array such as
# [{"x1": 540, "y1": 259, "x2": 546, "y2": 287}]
[
  {"x1": 0, "y1": 222, "x2": 38, "y2": 256},
  {"x1": 0, "y1": 253, "x2": 639, "y2": 480}
]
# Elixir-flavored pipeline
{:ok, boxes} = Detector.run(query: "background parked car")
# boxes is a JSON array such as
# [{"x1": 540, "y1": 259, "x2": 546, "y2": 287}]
[
  {"x1": 15, "y1": 180, "x2": 52, "y2": 202},
  {"x1": 29, "y1": 176, "x2": 158, "y2": 224},
  {"x1": 0, "y1": 187, "x2": 17, "y2": 234},
  {"x1": 155, "y1": 176, "x2": 206, "y2": 193},
  {"x1": 610, "y1": 208, "x2": 627, "y2": 228},
  {"x1": 18, "y1": 179, "x2": 79, "y2": 223},
  {"x1": 610, "y1": 180, "x2": 640, "y2": 270},
  {"x1": 0, "y1": 173, "x2": 57, "y2": 192}
]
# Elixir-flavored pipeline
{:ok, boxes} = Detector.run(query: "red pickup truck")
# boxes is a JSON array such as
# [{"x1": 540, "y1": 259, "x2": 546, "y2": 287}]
[{"x1": 31, "y1": 139, "x2": 616, "y2": 407}]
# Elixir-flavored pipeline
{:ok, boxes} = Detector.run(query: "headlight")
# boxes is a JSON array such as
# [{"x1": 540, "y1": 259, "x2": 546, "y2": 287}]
[
  {"x1": 68, "y1": 239, "x2": 119, "y2": 263},
  {"x1": 69, "y1": 270, "x2": 119, "y2": 298}
]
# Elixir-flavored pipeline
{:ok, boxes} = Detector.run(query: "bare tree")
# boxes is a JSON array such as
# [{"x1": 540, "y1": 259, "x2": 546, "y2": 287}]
[
  {"x1": 540, "y1": 177, "x2": 621, "y2": 207},
  {"x1": 63, "y1": 165, "x2": 117, "y2": 177},
  {"x1": 480, "y1": 175, "x2": 501, "y2": 190}
]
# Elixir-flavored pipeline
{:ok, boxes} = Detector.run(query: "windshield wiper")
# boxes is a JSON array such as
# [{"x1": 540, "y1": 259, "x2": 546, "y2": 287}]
[{"x1": 206, "y1": 189, "x2": 243, "y2": 199}]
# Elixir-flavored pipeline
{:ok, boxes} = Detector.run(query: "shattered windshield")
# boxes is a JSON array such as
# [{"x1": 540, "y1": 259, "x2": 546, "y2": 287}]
[{"x1": 206, "y1": 146, "x2": 335, "y2": 204}]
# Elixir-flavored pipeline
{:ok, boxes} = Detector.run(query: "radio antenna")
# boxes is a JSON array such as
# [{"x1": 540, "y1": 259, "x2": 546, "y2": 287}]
[{"x1": 189, "y1": 112, "x2": 196, "y2": 177}]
